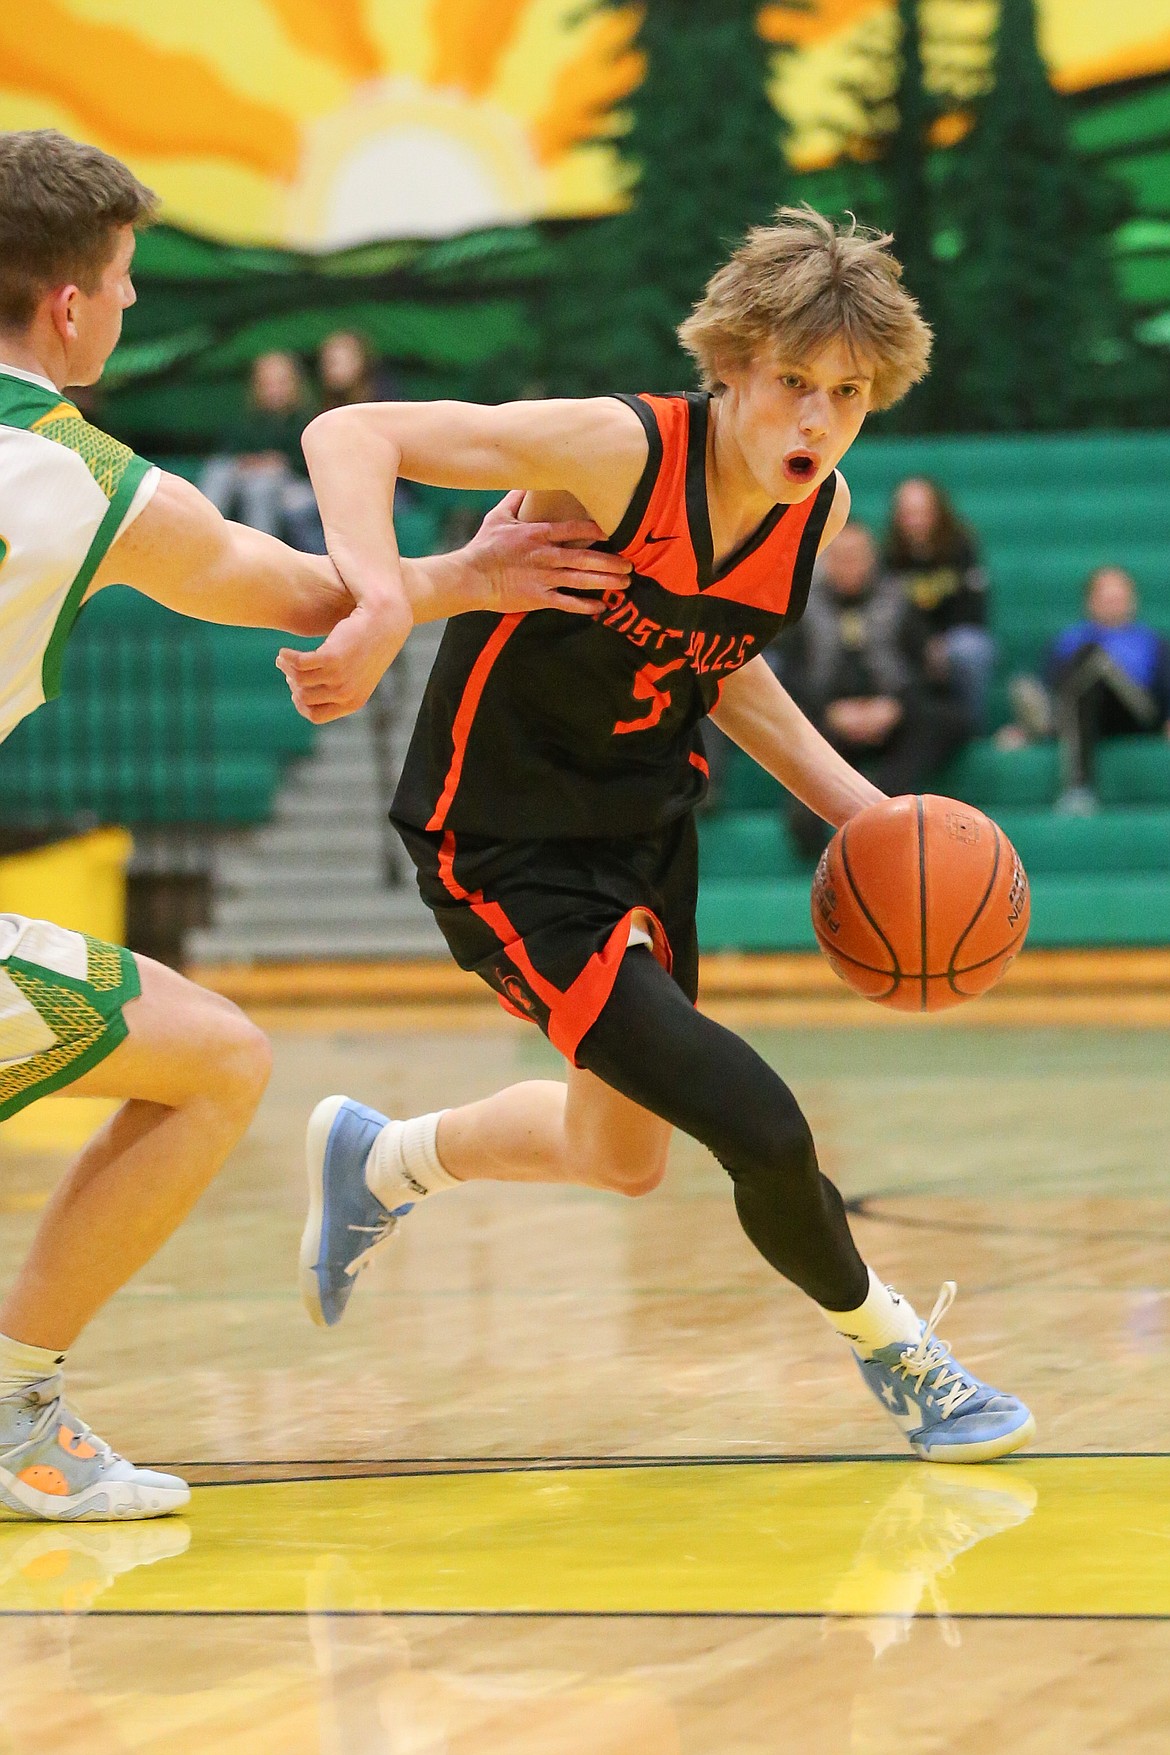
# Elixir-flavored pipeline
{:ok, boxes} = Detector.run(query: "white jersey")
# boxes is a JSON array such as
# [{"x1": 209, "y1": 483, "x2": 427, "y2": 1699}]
[{"x1": 0, "y1": 363, "x2": 159, "y2": 744}]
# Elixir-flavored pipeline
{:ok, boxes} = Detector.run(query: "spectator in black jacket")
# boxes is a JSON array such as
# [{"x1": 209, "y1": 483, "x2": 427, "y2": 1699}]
[
  {"x1": 775, "y1": 521, "x2": 970, "y2": 858},
  {"x1": 885, "y1": 476, "x2": 995, "y2": 731}
]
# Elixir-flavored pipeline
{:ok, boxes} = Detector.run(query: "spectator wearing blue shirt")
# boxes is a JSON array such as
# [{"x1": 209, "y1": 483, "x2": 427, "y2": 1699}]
[{"x1": 1047, "y1": 567, "x2": 1170, "y2": 811}]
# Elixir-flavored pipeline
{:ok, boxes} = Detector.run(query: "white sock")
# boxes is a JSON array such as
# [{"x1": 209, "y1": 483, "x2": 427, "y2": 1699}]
[
  {"x1": 823, "y1": 1267, "x2": 921, "y2": 1358},
  {"x1": 365, "y1": 1111, "x2": 459, "y2": 1210},
  {"x1": 0, "y1": 1332, "x2": 66, "y2": 1401}
]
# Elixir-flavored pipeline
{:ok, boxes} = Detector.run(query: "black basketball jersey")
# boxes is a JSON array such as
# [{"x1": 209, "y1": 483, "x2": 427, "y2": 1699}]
[{"x1": 392, "y1": 392, "x2": 838, "y2": 841}]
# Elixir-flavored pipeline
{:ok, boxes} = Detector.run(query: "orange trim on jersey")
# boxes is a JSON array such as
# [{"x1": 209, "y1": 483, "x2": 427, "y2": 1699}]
[
  {"x1": 613, "y1": 394, "x2": 834, "y2": 616},
  {"x1": 618, "y1": 395, "x2": 700, "y2": 596},
  {"x1": 554, "y1": 906, "x2": 672, "y2": 1062},
  {"x1": 435, "y1": 832, "x2": 671, "y2": 1065},
  {"x1": 697, "y1": 510, "x2": 808, "y2": 614},
  {"x1": 689, "y1": 750, "x2": 710, "y2": 777},
  {"x1": 436, "y1": 830, "x2": 563, "y2": 1012},
  {"x1": 426, "y1": 613, "x2": 524, "y2": 831}
]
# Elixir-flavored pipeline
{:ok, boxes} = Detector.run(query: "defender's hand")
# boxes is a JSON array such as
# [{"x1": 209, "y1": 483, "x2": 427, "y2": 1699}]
[
  {"x1": 464, "y1": 490, "x2": 630, "y2": 615},
  {"x1": 276, "y1": 597, "x2": 411, "y2": 724}
]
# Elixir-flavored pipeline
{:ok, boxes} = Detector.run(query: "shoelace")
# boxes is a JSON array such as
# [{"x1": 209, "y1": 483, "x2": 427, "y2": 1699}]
[
  {"x1": 0, "y1": 1379, "x2": 118, "y2": 1468},
  {"x1": 344, "y1": 1213, "x2": 401, "y2": 1278},
  {"x1": 891, "y1": 1283, "x2": 980, "y2": 1420}
]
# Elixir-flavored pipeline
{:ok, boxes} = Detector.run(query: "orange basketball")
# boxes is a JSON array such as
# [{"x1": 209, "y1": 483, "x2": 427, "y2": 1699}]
[{"x1": 811, "y1": 794, "x2": 1030, "y2": 1012}]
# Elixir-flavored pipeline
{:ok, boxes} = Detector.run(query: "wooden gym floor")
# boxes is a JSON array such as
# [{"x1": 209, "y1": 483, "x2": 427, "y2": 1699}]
[{"x1": 1, "y1": 957, "x2": 1169, "y2": 1751}]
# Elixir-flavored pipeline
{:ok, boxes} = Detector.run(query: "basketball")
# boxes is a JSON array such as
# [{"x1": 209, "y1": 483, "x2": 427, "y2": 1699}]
[{"x1": 811, "y1": 794, "x2": 1030, "y2": 1012}]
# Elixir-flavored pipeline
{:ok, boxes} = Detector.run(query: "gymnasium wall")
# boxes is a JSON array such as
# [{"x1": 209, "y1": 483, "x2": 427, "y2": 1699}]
[
  {"x1": 2, "y1": 2, "x2": 1169, "y2": 427},
  {"x1": 0, "y1": 2, "x2": 1162, "y2": 245}
]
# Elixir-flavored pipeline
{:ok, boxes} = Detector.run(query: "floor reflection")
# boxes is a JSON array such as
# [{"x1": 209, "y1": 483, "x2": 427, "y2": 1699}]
[
  {"x1": 0, "y1": 1460, "x2": 1056, "y2": 1752},
  {"x1": 824, "y1": 1464, "x2": 1038, "y2": 1654}
]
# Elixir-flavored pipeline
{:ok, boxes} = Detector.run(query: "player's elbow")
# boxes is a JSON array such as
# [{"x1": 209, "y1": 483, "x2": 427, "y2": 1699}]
[{"x1": 302, "y1": 405, "x2": 402, "y2": 466}]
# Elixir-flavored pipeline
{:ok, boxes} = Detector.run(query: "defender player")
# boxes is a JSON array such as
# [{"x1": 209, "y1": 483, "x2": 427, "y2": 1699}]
[
  {"x1": 0, "y1": 129, "x2": 631, "y2": 1520},
  {"x1": 296, "y1": 210, "x2": 1035, "y2": 1462}
]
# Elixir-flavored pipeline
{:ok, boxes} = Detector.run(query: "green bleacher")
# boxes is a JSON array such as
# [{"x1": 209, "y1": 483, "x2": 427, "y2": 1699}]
[
  {"x1": 698, "y1": 430, "x2": 1170, "y2": 952},
  {"x1": 0, "y1": 487, "x2": 448, "y2": 833}
]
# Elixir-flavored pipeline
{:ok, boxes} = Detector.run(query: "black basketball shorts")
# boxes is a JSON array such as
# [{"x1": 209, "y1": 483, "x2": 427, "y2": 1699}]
[{"x1": 394, "y1": 812, "x2": 700, "y2": 1065}]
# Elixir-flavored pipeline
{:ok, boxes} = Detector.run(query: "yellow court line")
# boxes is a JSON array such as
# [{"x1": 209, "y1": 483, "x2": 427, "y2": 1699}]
[{"x1": 2, "y1": 1458, "x2": 1168, "y2": 1618}]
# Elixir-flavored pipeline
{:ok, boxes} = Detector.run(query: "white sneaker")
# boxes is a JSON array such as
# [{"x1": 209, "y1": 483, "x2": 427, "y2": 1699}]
[{"x1": 0, "y1": 1377, "x2": 189, "y2": 1520}]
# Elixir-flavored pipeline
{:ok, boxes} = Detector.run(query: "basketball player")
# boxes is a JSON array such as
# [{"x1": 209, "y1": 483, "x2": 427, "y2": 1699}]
[
  {"x1": 296, "y1": 210, "x2": 1035, "y2": 1462},
  {"x1": 0, "y1": 128, "x2": 631, "y2": 1520}
]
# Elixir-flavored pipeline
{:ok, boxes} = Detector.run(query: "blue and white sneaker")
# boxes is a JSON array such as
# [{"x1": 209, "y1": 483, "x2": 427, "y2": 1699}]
[
  {"x1": 299, "y1": 1095, "x2": 414, "y2": 1329},
  {"x1": 855, "y1": 1283, "x2": 1036, "y2": 1463}
]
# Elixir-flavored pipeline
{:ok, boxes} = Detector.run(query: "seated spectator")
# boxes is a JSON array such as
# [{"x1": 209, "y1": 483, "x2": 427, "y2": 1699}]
[
  {"x1": 318, "y1": 329, "x2": 401, "y2": 409},
  {"x1": 885, "y1": 476, "x2": 995, "y2": 731},
  {"x1": 775, "y1": 522, "x2": 970, "y2": 859},
  {"x1": 200, "y1": 350, "x2": 324, "y2": 552},
  {"x1": 1001, "y1": 567, "x2": 1170, "y2": 813},
  {"x1": 317, "y1": 330, "x2": 418, "y2": 523}
]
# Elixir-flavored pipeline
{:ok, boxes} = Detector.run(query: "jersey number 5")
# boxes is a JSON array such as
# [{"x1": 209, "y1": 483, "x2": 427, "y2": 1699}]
[{"x1": 613, "y1": 657, "x2": 686, "y2": 735}]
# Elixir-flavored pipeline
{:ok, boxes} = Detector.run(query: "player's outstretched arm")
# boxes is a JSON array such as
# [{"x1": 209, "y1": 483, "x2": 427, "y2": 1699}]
[
  {"x1": 91, "y1": 470, "x2": 352, "y2": 633},
  {"x1": 288, "y1": 396, "x2": 646, "y2": 722},
  {"x1": 91, "y1": 471, "x2": 632, "y2": 657},
  {"x1": 710, "y1": 655, "x2": 884, "y2": 828}
]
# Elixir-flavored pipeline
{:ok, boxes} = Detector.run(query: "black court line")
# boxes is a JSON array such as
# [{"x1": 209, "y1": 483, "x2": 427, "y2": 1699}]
[
  {"x1": 2, "y1": 1608, "x2": 1170, "y2": 1623},
  {"x1": 846, "y1": 1194, "x2": 1170, "y2": 1243},
  {"x1": 150, "y1": 1449, "x2": 1170, "y2": 1489}
]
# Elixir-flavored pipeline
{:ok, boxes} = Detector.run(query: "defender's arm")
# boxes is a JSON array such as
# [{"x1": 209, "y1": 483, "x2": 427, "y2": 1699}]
[
  {"x1": 91, "y1": 471, "x2": 351, "y2": 633},
  {"x1": 91, "y1": 472, "x2": 630, "y2": 645}
]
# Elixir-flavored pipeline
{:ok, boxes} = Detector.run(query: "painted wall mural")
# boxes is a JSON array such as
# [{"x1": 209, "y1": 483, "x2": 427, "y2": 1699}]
[{"x1": 0, "y1": 0, "x2": 1167, "y2": 248}]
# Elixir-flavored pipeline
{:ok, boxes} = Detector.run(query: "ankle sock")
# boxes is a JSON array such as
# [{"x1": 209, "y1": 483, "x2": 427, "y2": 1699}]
[
  {"x1": 365, "y1": 1111, "x2": 458, "y2": 1210},
  {"x1": 823, "y1": 1267, "x2": 921, "y2": 1358},
  {"x1": 0, "y1": 1332, "x2": 66, "y2": 1402}
]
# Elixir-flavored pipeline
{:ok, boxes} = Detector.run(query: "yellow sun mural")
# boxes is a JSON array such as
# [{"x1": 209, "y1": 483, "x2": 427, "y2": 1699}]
[{"x1": 0, "y1": 0, "x2": 1166, "y2": 247}]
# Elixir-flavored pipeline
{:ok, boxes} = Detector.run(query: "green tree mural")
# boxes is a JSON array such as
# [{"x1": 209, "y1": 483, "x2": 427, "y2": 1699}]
[
  {"x1": 538, "y1": 0, "x2": 795, "y2": 395},
  {"x1": 943, "y1": 0, "x2": 1131, "y2": 429},
  {"x1": 783, "y1": 0, "x2": 959, "y2": 429}
]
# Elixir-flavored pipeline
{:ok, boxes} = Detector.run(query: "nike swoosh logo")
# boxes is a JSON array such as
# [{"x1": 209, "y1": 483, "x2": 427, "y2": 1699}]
[{"x1": 643, "y1": 532, "x2": 675, "y2": 544}]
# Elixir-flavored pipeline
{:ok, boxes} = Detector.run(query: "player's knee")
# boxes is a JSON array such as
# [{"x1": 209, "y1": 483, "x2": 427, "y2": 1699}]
[
  {"x1": 612, "y1": 1162, "x2": 667, "y2": 1198},
  {"x1": 208, "y1": 1007, "x2": 272, "y2": 1114},
  {"x1": 720, "y1": 1102, "x2": 817, "y2": 1194},
  {"x1": 583, "y1": 1145, "x2": 667, "y2": 1198},
  {"x1": 602, "y1": 1163, "x2": 666, "y2": 1198}
]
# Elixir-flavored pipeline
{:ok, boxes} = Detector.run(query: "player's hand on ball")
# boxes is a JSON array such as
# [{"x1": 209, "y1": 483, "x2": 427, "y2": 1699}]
[
  {"x1": 276, "y1": 598, "x2": 411, "y2": 723},
  {"x1": 465, "y1": 489, "x2": 631, "y2": 615}
]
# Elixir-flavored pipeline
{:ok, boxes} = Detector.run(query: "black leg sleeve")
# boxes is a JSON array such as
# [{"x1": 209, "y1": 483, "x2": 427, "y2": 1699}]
[{"x1": 577, "y1": 949, "x2": 869, "y2": 1310}]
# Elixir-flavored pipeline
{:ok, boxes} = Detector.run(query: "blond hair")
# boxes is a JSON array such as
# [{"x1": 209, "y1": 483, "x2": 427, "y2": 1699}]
[
  {"x1": 0, "y1": 131, "x2": 157, "y2": 330},
  {"x1": 678, "y1": 206, "x2": 932, "y2": 410}
]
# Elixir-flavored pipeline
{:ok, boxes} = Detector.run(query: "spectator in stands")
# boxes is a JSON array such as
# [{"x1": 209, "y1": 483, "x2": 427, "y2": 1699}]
[
  {"x1": 318, "y1": 328, "x2": 401, "y2": 409},
  {"x1": 317, "y1": 330, "x2": 417, "y2": 524},
  {"x1": 200, "y1": 350, "x2": 325, "y2": 552},
  {"x1": 775, "y1": 521, "x2": 970, "y2": 858},
  {"x1": 1000, "y1": 566, "x2": 1170, "y2": 813},
  {"x1": 884, "y1": 475, "x2": 995, "y2": 731}
]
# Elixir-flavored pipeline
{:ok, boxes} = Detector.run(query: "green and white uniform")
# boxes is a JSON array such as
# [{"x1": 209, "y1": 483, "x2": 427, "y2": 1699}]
[{"x1": 0, "y1": 363, "x2": 158, "y2": 1119}]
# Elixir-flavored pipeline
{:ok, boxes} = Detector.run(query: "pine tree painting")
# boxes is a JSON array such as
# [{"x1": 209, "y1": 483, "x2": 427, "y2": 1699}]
[
  {"x1": 539, "y1": 0, "x2": 795, "y2": 395},
  {"x1": 944, "y1": 0, "x2": 1130, "y2": 429}
]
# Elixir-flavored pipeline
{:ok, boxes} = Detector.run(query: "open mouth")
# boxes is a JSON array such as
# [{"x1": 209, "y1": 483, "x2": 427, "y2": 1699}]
[{"x1": 782, "y1": 451, "x2": 818, "y2": 485}]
